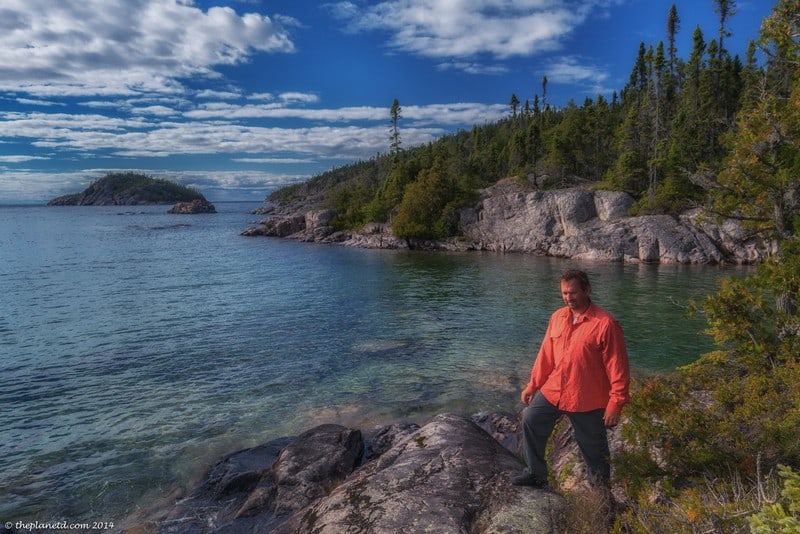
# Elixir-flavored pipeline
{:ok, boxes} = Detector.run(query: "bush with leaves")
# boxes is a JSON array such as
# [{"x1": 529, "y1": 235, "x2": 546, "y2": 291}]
[
  {"x1": 749, "y1": 465, "x2": 800, "y2": 533},
  {"x1": 613, "y1": 239, "x2": 800, "y2": 532},
  {"x1": 391, "y1": 159, "x2": 478, "y2": 240}
]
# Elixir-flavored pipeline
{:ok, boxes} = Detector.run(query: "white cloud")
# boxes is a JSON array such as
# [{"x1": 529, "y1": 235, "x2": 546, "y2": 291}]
[
  {"x1": 247, "y1": 93, "x2": 276, "y2": 101},
  {"x1": 328, "y1": 0, "x2": 605, "y2": 60},
  {"x1": 182, "y1": 100, "x2": 505, "y2": 126},
  {"x1": 545, "y1": 56, "x2": 613, "y2": 95},
  {"x1": 131, "y1": 106, "x2": 180, "y2": 117},
  {"x1": 278, "y1": 92, "x2": 320, "y2": 104},
  {"x1": 183, "y1": 103, "x2": 387, "y2": 121},
  {"x1": 436, "y1": 62, "x2": 509, "y2": 75},
  {"x1": 0, "y1": 107, "x2": 454, "y2": 161},
  {"x1": 0, "y1": 155, "x2": 49, "y2": 162},
  {"x1": 402, "y1": 103, "x2": 507, "y2": 126},
  {"x1": 232, "y1": 157, "x2": 316, "y2": 164},
  {"x1": 0, "y1": 0, "x2": 296, "y2": 97},
  {"x1": 547, "y1": 57, "x2": 609, "y2": 84},
  {"x1": 0, "y1": 98, "x2": 505, "y2": 201},
  {"x1": 196, "y1": 89, "x2": 243, "y2": 100},
  {"x1": 16, "y1": 98, "x2": 63, "y2": 107},
  {"x1": 0, "y1": 169, "x2": 96, "y2": 201},
  {"x1": 177, "y1": 170, "x2": 308, "y2": 190}
]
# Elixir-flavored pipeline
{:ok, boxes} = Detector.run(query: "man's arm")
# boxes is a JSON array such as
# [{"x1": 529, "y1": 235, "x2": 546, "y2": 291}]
[
  {"x1": 521, "y1": 314, "x2": 558, "y2": 405},
  {"x1": 602, "y1": 319, "x2": 631, "y2": 426}
]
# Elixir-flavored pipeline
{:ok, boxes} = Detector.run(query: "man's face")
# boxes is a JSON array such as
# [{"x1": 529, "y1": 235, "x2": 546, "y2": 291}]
[{"x1": 560, "y1": 278, "x2": 591, "y2": 312}]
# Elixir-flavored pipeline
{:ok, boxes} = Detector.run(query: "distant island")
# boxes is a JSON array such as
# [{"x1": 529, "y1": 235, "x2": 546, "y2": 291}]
[{"x1": 47, "y1": 172, "x2": 210, "y2": 207}]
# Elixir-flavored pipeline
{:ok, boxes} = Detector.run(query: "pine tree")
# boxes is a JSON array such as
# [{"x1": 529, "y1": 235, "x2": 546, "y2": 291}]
[
  {"x1": 509, "y1": 93, "x2": 520, "y2": 119},
  {"x1": 541, "y1": 76, "x2": 548, "y2": 110},
  {"x1": 666, "y1": 4, "x2": 681, "y2": 85},
  {"x1": 696, "y1": 0, "x2": 799, "y2": 246},
  {"x1": 713, "y1": 0, "x2": 737, "y2": 53},
  {"x1": 390, "y1": 98, "x2": 402, "y2": 155},
  {"x1": 664, "y1": 27, "x2": 706, "y2": 201}
]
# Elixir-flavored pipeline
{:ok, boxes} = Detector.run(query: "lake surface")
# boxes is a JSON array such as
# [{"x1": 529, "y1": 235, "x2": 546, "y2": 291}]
[{"x1": 0, "y1": 202, "x2": 749, "y2": 524}]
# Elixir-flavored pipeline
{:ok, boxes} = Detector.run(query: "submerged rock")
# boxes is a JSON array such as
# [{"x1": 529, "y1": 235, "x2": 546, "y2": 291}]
[
  {"x1": 141, "y1": 425, "x2": 363, "y2": 533},
  {"x1": 167, "y1": 199, "x2": 216, "y2": 214}
]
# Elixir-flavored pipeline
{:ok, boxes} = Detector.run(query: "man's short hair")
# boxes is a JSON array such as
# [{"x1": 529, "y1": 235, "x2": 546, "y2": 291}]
[{"x1": 560, "y1": 269, "x2": 591, "y2": 290}]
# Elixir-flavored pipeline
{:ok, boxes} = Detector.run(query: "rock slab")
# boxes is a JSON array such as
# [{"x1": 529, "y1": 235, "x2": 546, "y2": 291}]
[{"x1": 130, "y1": 414, "x2": 566, "y2": 534}]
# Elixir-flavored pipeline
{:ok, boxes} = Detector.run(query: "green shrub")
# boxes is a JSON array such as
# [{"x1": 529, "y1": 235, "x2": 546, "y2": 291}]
[
  {"x1": 749, "y1": 465, "x2": 800, "y2": 533},
  {"x1": 614, "y1": 239, "x2": 800, "y2": 532}
]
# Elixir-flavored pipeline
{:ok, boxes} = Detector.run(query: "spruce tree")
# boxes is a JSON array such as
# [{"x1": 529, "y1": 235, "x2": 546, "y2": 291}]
[{"x1": 390, "y1": 98, "x2": 402, "y2": 155}]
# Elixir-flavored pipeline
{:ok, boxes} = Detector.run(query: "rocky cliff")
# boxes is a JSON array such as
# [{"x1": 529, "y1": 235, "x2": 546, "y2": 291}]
[{"x1": 243, "y1": 183, "x2": 766, "y2": 265}]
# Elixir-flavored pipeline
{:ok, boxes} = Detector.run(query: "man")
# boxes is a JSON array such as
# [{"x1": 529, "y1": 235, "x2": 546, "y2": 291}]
[{"x1": 513, "y1": 269, "x2": 630, "y2": 488}]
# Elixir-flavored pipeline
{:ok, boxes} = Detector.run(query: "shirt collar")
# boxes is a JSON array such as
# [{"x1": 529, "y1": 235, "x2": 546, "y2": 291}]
[{"x1": 562, "y1": 301, "x2": 596, "y2": 323}]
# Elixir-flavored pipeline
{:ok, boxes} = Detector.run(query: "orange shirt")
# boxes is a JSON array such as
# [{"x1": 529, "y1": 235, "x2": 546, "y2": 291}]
[{"x1": 528, "y1": 302, "x2": 630, "y2": 413}]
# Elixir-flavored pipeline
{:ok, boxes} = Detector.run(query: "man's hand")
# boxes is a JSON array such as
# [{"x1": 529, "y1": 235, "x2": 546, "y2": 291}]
[
  {"x1": 603, "y1": 405, "x2": 621, "y2": 427},
  {"x1": 520, "y1": 386, "x2": 535, "y2": 405}
]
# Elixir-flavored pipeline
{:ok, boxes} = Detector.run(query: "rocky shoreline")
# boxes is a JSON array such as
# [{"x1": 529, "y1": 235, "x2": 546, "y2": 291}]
[
  {"x1": 122, "y1": 410, "x2": 620, "y2": 533},
  {"x1": 243, "y1": 184, "x2": 766, "y2": 265}
]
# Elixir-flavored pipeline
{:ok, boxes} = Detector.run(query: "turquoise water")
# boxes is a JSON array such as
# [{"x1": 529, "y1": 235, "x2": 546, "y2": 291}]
[{"x1": 0, "y1": 203, "x2": 749, "y2": 524}]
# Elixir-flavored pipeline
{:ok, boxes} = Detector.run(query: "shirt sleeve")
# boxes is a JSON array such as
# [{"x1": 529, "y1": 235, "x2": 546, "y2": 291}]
[
  {"x1": 600, "y1": 318, "x2": 631, "y2": 412},
  {"x1": 528, "y1": 313, "x2": 558, "y2": 391}
]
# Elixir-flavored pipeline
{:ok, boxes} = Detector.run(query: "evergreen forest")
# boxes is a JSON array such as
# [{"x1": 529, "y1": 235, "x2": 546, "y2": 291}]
[
  {"x1": 270, "y1": 1, "x2": 796, "y2": 244},
  {"x1": 273, "y1": 1, "x2": 800, "y2": 532}
]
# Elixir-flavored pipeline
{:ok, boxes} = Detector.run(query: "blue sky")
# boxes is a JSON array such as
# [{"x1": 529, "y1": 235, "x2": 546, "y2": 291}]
[{"x1": 0, "y1": 0, "x2": 775, "y2": 203}]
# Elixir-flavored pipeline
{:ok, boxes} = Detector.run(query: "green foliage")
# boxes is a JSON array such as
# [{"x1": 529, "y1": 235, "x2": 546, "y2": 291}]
[
  {"x1": 91, "y1": 172, "x2": 204, "y2": 202},
  {"x1": 614, "y1": 472, "x2": 783, "y2": 533},
  {"x1": 324, "y1": 176, "x2": 377, "y2": 230},
  {"x1": 699, "y1": 0, "x2": 800, "y2": 243},
  {"x1": 749, "y1": 465, "x2": 800, "y2": 533},
  {"x1": 619, "y1": 239, "x2": 800, "y2": 485},
  {"x1": 699, "y1": 242, "x2": 800, "y2": 370},
  {"x1": 709, "y1": 80, "x2": 800, "y2": 241},
  {"x1": 614, "y1": 242, "x2": 800, "y2": 533},
  {"x1": 392, "y1": 159, "x2": 478, "y2": 239}
]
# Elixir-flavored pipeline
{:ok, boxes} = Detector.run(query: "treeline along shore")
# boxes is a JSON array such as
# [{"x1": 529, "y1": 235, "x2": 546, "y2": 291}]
[{"x1": 242, "y1": 183, "x2": 767, "y2": 265}]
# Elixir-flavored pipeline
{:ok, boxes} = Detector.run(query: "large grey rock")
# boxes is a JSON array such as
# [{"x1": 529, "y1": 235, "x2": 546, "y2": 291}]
[
  {"x1": 459, "y1": 186, "x2": 765, "y2": 264},
  {"x1": 268, "y1": 424, "x2": 364, "y2": 517},
  {"x1": 273, "y1": 413, "x2": 566, "y2": 534},
  {"x1": 140, "y1": 426, "x2": 363, "y2": 533},
  {"x1": 594, "y1": 190, "x2": 634, "y2": 221}
]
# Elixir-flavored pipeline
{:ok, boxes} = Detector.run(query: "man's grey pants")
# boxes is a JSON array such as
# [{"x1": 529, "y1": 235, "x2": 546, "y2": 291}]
[{"x1": 520, "y1": 391, "x2": 611, "y2": 485}]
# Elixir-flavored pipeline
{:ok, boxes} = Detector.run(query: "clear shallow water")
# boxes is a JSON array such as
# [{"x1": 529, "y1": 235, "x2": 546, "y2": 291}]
[{"x1": 0, "y1": 203, "x2": 749, "y2": 523}]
